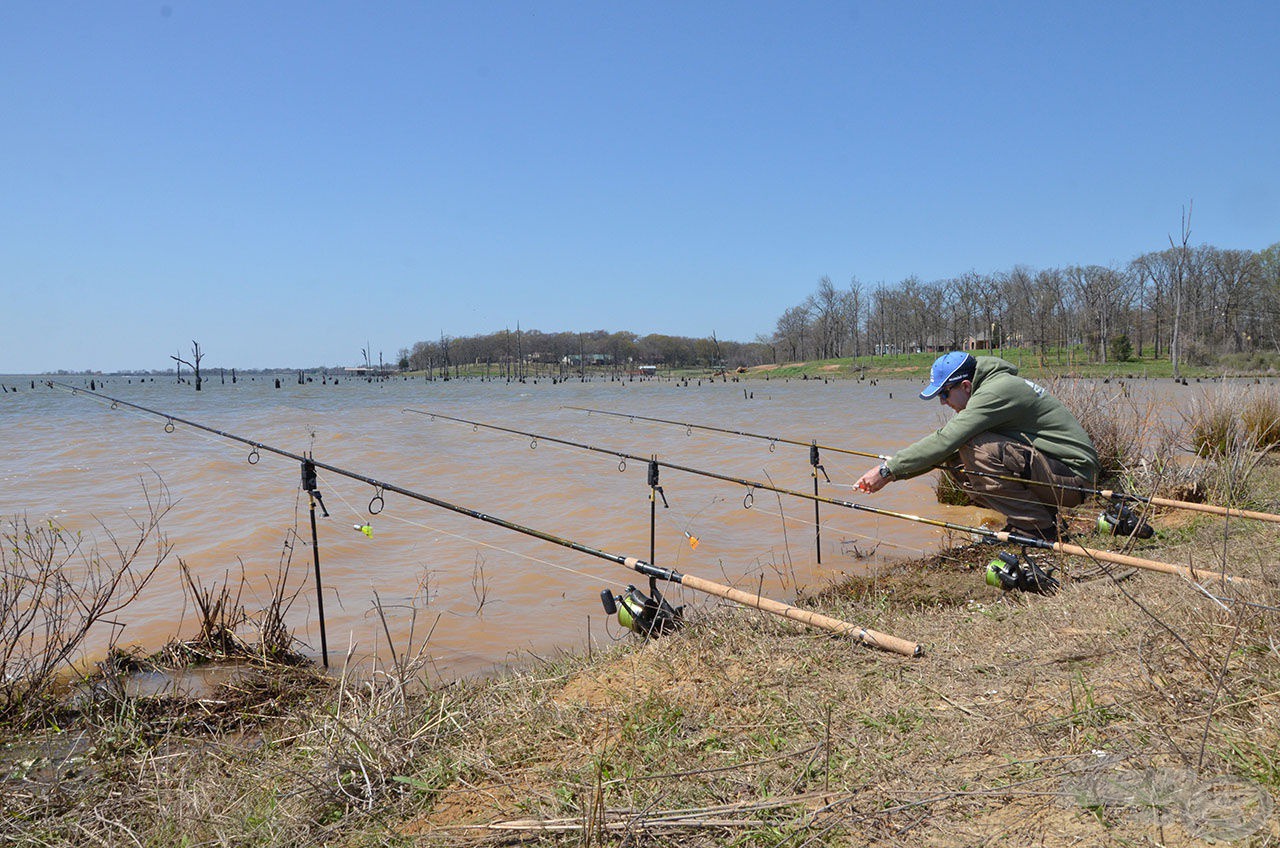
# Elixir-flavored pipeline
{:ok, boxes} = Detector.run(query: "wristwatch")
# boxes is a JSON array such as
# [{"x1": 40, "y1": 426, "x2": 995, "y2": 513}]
[{"x1": 878, "y1": 464, "x2": 892, "y2": 480}]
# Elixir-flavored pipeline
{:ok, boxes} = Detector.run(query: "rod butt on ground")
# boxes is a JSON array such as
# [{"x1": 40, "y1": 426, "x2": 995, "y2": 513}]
[
  {"x1": 1052, "y1": 541, "x2": 1251, "y2": 585},
  {"x1": 675, "y1": 573, "x2": 922, "y2": 657}
]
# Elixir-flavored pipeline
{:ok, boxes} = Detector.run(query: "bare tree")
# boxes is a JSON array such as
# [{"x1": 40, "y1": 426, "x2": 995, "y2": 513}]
[
  {"x1": 1000, "y1": 266, "x2": 1061, "y2": 364},
  {"x1": 807, "y1": 276, "x2": 845, "y2": 359},
  {"x1": 1066, "y1": 265, "x2": 1128, "y2": 363},
  {"x1": 1170, "y1": 202, "x2": 1193, "y2": 378},
  {"x1": 170, "y1": 341, "x2": 204, "y2": 391},
  {"x1": 845, "y1": 277, "x2": 864, "y2": 358},
  {"x1": 1207, "y1": 247, "x2": 1262, "y2": 353},
  {"x1": 775, "y1": 304, "x2": 812, "y2": 361},
  {"x1": 965, "y1": 271, "x2": 1004, "y2": 353},
  {"x1": 1259, "y1": 241, "x2": 1280, "y2": 351},
  {"x1": 870, "y1": 284, "x2": 899, "y2": 355}
]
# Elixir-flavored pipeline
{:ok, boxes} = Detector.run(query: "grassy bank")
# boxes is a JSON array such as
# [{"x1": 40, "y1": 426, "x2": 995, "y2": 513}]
[
  {"x1": 5, "y1": 482, "x2": 1280, "y2": 845},
  {"x1": 745, "y1": 348, "x2": 1276, "y2": 382},
  {"x1": 404, "y1": 347, "x2": 1279, "y2": 384}
]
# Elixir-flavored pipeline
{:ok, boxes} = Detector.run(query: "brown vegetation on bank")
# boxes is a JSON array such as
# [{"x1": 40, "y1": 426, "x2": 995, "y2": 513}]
[{"x1": 7, "y1": 510, "x2": 1279, "y2": 846}]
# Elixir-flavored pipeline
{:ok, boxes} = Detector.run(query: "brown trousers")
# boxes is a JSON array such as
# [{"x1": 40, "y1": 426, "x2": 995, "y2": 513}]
[{"x1": 956, "y1": 432, "x2": 1088, "y2": 533}]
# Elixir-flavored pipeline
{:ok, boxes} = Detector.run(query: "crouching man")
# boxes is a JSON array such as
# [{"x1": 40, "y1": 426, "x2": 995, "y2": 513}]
[{"x1": 855, "y1": 352, "x2": 1099, "y2": 541}]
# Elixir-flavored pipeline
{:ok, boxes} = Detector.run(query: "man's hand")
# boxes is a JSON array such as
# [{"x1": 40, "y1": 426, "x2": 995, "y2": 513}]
[{"x1": 856, "y1": 465, "x2": 891, "y2": 493}]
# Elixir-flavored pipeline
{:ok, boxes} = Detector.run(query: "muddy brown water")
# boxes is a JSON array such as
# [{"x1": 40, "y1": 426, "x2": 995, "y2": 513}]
[{"x1": 0, "y1": 373, "x2": 1180, "y2": 680}]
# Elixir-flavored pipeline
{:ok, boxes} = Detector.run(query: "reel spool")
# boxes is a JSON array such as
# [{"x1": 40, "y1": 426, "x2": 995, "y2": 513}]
[
  {"x1": 600, "y1": 584, "x2": 683, "y2": 636},
  {"x1": 1098, "y1": 502, "x2": 1154, "y2": 539},
  {"x1": 985, "y1": 551, "x2": 1059, "y2": 595}
]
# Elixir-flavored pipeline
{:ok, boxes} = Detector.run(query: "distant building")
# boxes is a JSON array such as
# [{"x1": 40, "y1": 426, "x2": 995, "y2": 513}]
[
  {"x1": 964, "y1": 332, "x2": 992, "y2": 351},
  {"x1": 562, "y1": 353, "x2": 614, "y2": 366}
]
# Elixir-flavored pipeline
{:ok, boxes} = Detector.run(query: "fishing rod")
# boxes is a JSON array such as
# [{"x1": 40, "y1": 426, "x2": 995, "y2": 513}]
[
  {"x1": 405, "y1": 409, "x2": 1250, "y2": 586},
  {"x1": 875, "y1": 464, "x2": 1280, "y2": 527},
  {"x1": 47, "y1": 382, "x2": 921, "y2": 657},
  {"x1": 567, "y1": 405, "x2": 1280, "y2": 527}
]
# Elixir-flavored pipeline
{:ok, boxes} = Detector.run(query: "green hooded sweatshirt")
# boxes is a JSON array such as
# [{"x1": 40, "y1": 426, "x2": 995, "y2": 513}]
[{"x1": 884, "y1": 357, "x2": 1099, "y2": 482}]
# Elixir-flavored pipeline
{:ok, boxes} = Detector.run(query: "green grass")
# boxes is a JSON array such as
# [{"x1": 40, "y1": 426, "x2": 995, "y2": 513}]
[{"x1": 747, "y1": 348, "x2": 1239, "y2": 382}]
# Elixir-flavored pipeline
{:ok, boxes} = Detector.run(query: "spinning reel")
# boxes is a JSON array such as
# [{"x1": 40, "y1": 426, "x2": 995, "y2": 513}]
[
  {"x1": 1097, "y1": 501, "x2": 1154, "y2": 539},
  {"x1": 985, "y1": 550, "x2": 1059, "y2": 595},
  {"x1": 600, "y1": 584, "x2": 683, "y2": 636}
]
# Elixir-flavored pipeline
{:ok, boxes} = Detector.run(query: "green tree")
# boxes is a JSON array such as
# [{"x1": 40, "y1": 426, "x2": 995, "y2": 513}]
[{"x1": 1109, "y1": 334, "x2": 1133, "y2": 362}]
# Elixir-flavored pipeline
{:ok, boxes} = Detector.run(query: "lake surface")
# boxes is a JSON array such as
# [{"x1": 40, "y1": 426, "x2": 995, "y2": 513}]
[{"x1": 0, "y1": 371, "x2": 1171, "y2": 679}]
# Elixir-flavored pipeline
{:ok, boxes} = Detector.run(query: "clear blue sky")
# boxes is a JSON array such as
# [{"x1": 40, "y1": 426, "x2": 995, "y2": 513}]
[{"x1": 3, "y1": 1, "x2": 1277, "y2": 373}]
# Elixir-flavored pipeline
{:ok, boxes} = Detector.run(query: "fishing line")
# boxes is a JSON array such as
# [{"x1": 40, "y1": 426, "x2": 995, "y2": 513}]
[
  {"x1": 409, "y1": 409, "x2": 759, "y2": 552},
  {"x1": 747, "y1": 501, "x2": 1000, "y2": 573},
  {"x1": 463, "y1": 408, "x2": 721, "y2": 553},
  {"x1": 746, "y1": 503, "x2": 939, "y2": 559},
  {"x1": 323, "y1": 469, "x2": 610, "y2": 585},
  {"x1": 564, "y1": 405, "x2": 889, "y2": 461},
  {"x1": 62, "y1": 383, "x2": 611, "y2": 590},
  {"x1": 576, "y1": 401, "x2": 1094, "y2": 522},
  {"x1": 98, "y1": 397, "x2": 260, "y2": 461},
  {"x1": 654, "y1": 492, "x2": 724, "y2": 552},
  {"x1": 491, "y1": 423, "x2": 713, "y2": 570},
  {"x1": 91, "y1": 386, "x2": 611, "y2": 581},
  {"x1": 49, "y1": 382, "x2": 920, "y2": 655},
  {"x1": 408, "y1": 408, "x2": 849, "y2": 513},
  {"x1": 369, "y1": 509, "x2": 611, "y2": 585}
]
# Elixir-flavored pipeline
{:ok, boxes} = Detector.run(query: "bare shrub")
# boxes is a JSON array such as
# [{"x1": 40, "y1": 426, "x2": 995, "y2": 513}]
[
  {"x1": 0, "y1": 481, "x2": 172, "y2": 722},
  {"x1": 1133, "y1": 422, "x2": 1209, "y2": 503},
  {"x1": 1046, "y1": 378, "x2": 1150, "y2": 479},
  {"x1": 179, "y1": 557, "x2": 248, "y2": 655}
]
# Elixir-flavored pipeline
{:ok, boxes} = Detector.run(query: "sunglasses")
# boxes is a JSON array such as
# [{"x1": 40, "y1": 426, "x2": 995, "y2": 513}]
[{"x1": 938, "y1": 379, "x2": 967, "y2": 400}]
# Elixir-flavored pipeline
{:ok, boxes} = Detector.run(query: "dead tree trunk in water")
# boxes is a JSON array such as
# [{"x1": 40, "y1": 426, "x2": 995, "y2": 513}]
[{"x1": 170, "y1": 341, "x2": 204, "y2": 391}]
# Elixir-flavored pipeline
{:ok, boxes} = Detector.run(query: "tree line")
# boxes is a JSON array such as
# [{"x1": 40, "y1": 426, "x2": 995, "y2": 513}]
[
  {"x1": 402, "y1": 237, "x2": 1280, "y2": 375},
  {"x1": 398, "y1": 328, "x2": 763, "y2": 376},
  {"x1": 769, "y1": 238, "x2": 1280, "y2": 372}
]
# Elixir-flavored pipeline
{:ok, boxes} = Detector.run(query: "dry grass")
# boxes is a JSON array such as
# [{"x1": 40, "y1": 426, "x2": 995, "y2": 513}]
[
  {"x1": 1179, "y1": 384, "x2": 1280, "y2": 506},
  {"x1": 1185, "y1": 384, "x2": 1280, "y2": 458},
  {"x1": 385, "y1": 526, "x2": 1280, "y2": 847}
]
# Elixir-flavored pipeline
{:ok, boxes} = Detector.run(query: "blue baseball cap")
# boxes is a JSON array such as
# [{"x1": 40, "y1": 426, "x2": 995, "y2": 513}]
[{"x1": 920, "y1": 352, "x2": 976, "y2": 399}]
